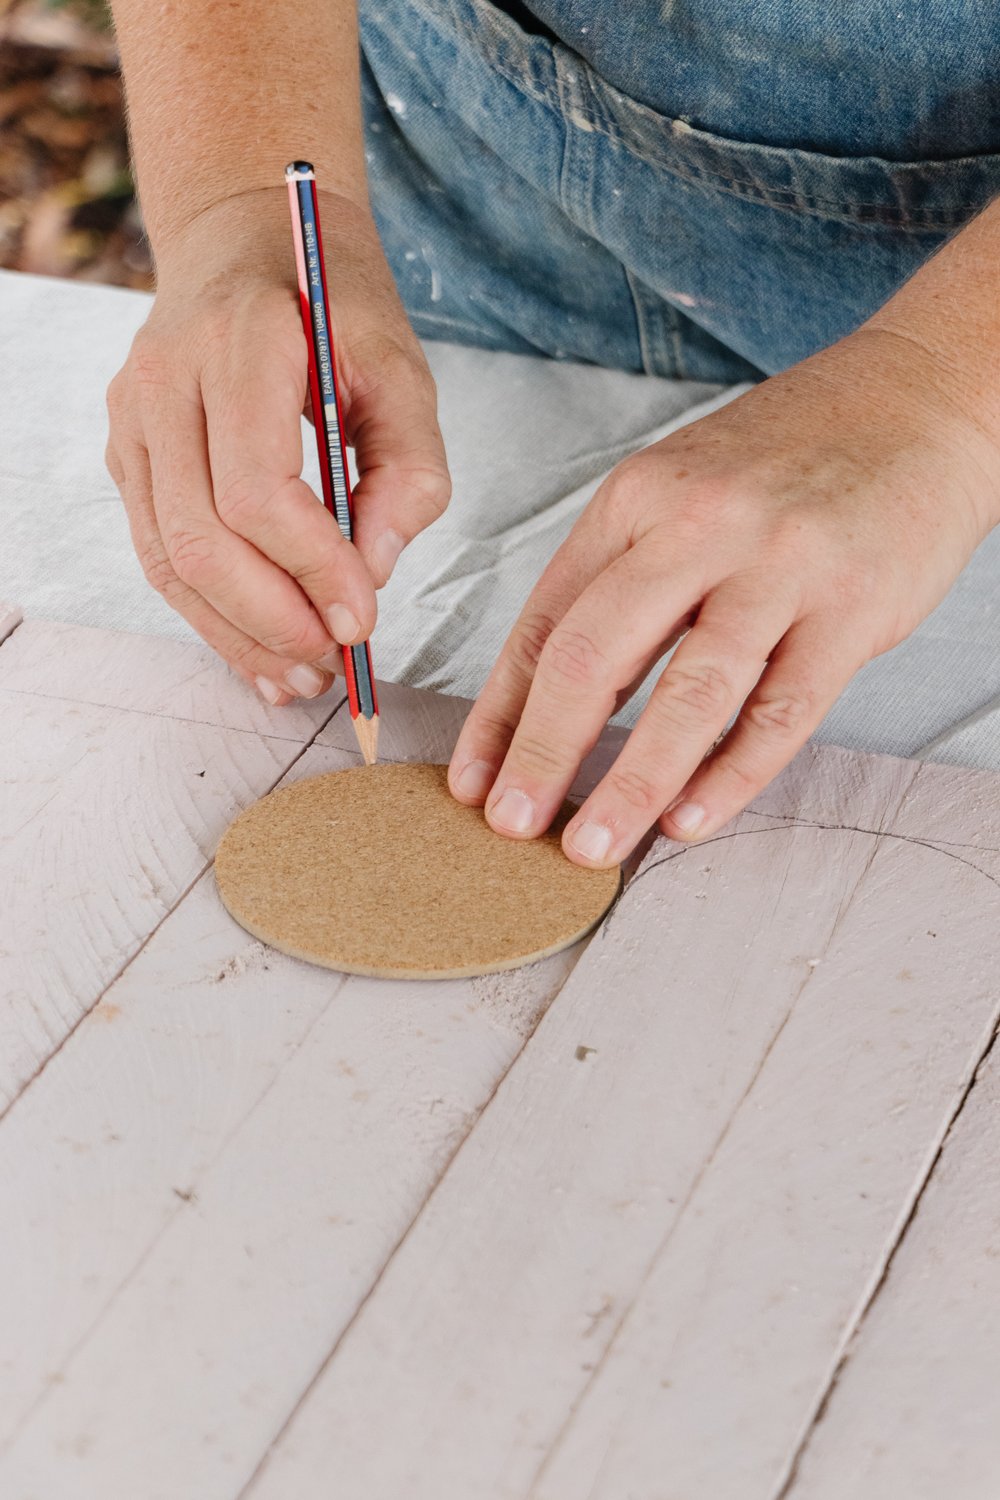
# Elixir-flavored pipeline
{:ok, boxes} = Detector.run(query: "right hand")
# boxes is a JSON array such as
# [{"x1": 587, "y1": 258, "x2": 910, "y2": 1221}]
[{"x1": 106, "y1": 189, "x2": 451, "y2": 705}]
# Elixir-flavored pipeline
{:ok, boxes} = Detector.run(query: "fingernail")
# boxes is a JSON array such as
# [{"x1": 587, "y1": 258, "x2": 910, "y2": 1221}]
[
  {"x1": 568, "y1": 820, "x2": 613, "y2": 863},
  {"x1": 669, "y1": 800, "x2": 705, "y2": 835},
  {"x1": 373, "y1": 529, "x2": 405, "y2": 583},
  {"x1": 316, "y1": 649, "x2": 343, "y2": 674},
  {"x1": 284, "y1": 663, "x2": 326, "y2": 699},
  {"x1": 325, "y1": 604, "x2": 361, "y2": 645},
  {"x1": 255, "y1": 676, "x2": 283, "y2": 705},
  {"x1": 453, "y1": 760, "x2": 494, "y2": 800},
  {"x1": 489, "y1": 787, "x2": 536, "y2": 834}
]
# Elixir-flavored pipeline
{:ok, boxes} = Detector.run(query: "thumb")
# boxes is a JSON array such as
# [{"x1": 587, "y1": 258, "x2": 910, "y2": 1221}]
[{"x1": 341, "y1": 332, "x2": 451, "y2": 586}]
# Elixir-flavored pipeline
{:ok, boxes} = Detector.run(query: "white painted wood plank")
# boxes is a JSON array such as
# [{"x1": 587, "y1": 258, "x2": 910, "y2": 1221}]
[
  {"x1": 319, "y1": 676, "x2": 472, "y2": 761},
  {"x1": 0, "y1": 614, "x2": 343, "y2": 1111},
  {"x1": 778, "y1": 760, "x2": 1000, "y2": 1500},
  {"x1": 238, "y1": 747, "x2": 976, "y2": 1499},
  {"x1": 787, "y1": 1018, "x2": 1000, "y2": 1500},
  {"x1": 0, "y1": 725, "x2": 588, "y2": 1499},
  {"x1": 0, "y1": 687, "x2": 308, "y2": 1110},
  {"x1": 536, "y1": 820, "x2": 1000, "y2": 1498},
  {"x1": 0, "y1": 617, "x2": 333, "y2": 740},
  {"x1": 0, "y1": 602, "x2": 22, "y2": 645},
  {"x1": 319, "y1": 676, "x2": 629, "y2": 797}
]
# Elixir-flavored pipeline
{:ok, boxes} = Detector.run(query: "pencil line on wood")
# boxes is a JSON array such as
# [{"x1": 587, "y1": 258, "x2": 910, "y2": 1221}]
[
  {"x1": 0, "y1": 684, "x2": 334, "y2": 742},
  {"x1": 0, "y1": 693, "x2": 350, "y2": 1129},
  {"x1": 773, "y1": 995, "x2": 1000, "y2": 1499},
  {"x1": 532, "y1": 814, "x2": 895, "y2": 1493}
]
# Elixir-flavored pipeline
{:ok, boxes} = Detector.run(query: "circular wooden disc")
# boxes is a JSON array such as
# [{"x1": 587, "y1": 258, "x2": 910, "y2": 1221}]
[{"x1": 215, "y1": 762, "x2": 621, "y2": 980}]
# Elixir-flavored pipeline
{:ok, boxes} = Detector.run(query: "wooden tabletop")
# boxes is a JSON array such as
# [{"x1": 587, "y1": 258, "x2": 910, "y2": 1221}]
[{"x1": 3, "y1": 608, "x2": 1000, "y2": 1500}]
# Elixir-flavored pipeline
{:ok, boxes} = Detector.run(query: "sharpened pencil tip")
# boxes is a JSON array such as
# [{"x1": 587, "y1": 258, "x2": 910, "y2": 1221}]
[{"x1": 353, "y1": 712, "x2": 379, "y2": 766}]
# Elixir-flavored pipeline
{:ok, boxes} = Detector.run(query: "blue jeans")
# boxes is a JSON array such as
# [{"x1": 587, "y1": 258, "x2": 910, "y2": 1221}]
[{"x1": 357, "y1": 0, "x2": 1000, "y2": 380}]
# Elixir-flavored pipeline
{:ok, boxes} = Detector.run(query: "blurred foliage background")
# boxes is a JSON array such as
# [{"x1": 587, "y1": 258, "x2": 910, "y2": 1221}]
[{"x1": 1, "y1": 0, "x2": 152, "y2": 287}]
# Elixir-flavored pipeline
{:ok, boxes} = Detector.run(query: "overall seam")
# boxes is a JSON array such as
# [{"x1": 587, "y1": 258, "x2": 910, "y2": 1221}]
[{"x1": 416, "y1": 0, "x2": 999, "y2": 228}]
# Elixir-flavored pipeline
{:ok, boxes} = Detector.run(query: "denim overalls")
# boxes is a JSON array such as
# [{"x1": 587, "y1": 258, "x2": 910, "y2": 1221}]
[{"x1": 357, "y1": 0, "x2": 1000, "y2": 380}]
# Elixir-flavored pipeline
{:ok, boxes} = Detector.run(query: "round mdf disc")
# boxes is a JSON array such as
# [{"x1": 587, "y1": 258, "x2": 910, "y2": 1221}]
[{"x1": 215, "y1": 762, "x2": 621, "y2": 980}]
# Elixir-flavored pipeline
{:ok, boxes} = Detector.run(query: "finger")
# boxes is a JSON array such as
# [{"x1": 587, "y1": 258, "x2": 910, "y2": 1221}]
[
  {"x1": 482, "y1": 547, "x2": 708, "y2": 841},
  {"x1": 141, "y1": 371, "x2": 344, "y2": 665},
  {"x1": 342, "y1": 336, "x2": 452, "y2": 585},
  {"x1": 105, "y1": 437, "x2": 126, "y2": 490},
  {"x1": 448, "y1": 502, "x2": 631, "y2": 805},
  {"x1": 561, "y1": 582, "x2": 797, "y2": 865},
  {"x1": 117, "y1": 437, "x2": 338, "y2": 704},
  {"x1": 655, "y1": 617, "x2": 863, "y2": 843},
  {"x1": 202, "y1": 328, "x2": 379, "y2": 644}
]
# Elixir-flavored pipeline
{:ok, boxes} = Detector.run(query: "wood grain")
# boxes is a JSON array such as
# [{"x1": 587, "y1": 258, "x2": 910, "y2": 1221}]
[
  {"x1": 242, "y1": 751, "x2": 1000, "y2": 1500},
  {"x1": 317, "y1": 676, "x2": 630, "y2": 799},
  {"x1": 7, "y1": 618, "x2": 1000, "y2": 1500},
  {"x1": 0, "y1": 735, "x2": 584, "y2": 1499},
  {"x1": 783, "y1": 763, "x2": 1000, "y2": 1500},
  {"x1": 0, "y1": 617, "x2": 334, "y2": 739},
  {"x1": 0, "y1": 686, "x2": 310, "y2": 1110}
]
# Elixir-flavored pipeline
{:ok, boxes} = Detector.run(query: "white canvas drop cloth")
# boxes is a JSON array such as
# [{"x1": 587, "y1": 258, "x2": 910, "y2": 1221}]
[{"x1": 3, "y1": 268, "x2": 999, "y2": 770}]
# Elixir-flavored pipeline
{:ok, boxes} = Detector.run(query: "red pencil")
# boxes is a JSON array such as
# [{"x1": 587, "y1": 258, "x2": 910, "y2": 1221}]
[{"x1": 285, "y1": 160, "x2": 379, "y2": 765}]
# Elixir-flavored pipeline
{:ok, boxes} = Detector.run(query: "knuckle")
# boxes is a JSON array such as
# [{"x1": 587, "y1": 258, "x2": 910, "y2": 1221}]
[
  {"x1": 403, "y1": 462, "x2": 451, "y2": 522},
  {"x1": 106, "y1": 372, "x2": 128, "y2": 421},
  {"x1": 606, "y1": 764, "x2": 661, "y2": 813},
  {"x1": 655, "y1": 663, "x2": 734, "y2": 724},
  {"x1": 467, "y1": 703, "x2": 518, "y2": 745},
  {"x1": 129, "y1": 342, "x2": 171, "y2": 401},
  {"x1": 138, "y1": 547, "x2": 181, "y2": 600},
  {"x1": 508, "y1": 735, "x2": 569, "y2": 780},
  {"x1": 543, "y1": 626, "x2": 610, "y2": 691},
  {"x1": 214, "y1": 471, "x2": 269, "y2": 530},
  {"x1": 711, "y1": 753, "x2": 762, "y2": 801},
  {"x1": 353, "y1": 332, "x2": 432, "y2": 398},
  {"x1": 745, "y1": 690, "x2": 813, "y2": 736},
  {"x1": 225, "y1": 635, "x2": 265, "y2": 673},
  {"x1": 676, "y1": 477, "x2": 754, "y2": 542},
  {"x1": 602, "y1": 456, "x2": 648, "y2": 524},
  {"x1": 104, "y1": 442, "x2": 125, "y2": 489},
  {"x1": 507, "y1": 610, "x2": 559, "y2": 681},
  {"x1": 261, "y1": 615, "x2": 322, "y2": 660},
  {"x1": 166, "y1": 527, "x2": 218, "y2": 588}
]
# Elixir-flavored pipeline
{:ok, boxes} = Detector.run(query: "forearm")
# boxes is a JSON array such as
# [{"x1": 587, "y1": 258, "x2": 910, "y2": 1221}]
[
  {"x1": 110, "y1": 0, "x2": 369, "y2": 266},
  {"x1": 865, "y1": 197, "x2": 1000, "y2": 513}
]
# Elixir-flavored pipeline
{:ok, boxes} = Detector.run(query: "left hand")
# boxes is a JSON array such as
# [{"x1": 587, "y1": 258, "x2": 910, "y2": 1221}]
[{"x1": 448, "y1": 324, "x2": 1000, "y2": 866}]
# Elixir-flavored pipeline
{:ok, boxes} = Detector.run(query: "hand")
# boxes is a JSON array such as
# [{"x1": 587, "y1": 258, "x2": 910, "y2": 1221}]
[
  {"x1": 106, "y1": 189, "x2": 450, "y2": 705},
  {"x1": 449, "y1": 326, "x2": 1000, "y2": 864}
]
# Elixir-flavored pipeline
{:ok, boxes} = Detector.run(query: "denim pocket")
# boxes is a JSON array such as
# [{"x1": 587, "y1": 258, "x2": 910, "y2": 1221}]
[{"x1": 451, "y1": 0, "x2": 1000, "y2": 233}]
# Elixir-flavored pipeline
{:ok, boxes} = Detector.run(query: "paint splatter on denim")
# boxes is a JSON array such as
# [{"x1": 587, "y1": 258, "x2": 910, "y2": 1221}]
[{"x1": 357, "y1": 0, "x2": 1000, "y2": 380}]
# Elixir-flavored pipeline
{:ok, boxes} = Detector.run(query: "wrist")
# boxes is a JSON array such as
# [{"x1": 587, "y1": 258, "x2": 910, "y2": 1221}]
[
  {"x1": 859, "y1": 318, "x2": 1000, "y2": 536},
  {"x1": 151, "y1": 185, "x2": 376, "y2": 293}
]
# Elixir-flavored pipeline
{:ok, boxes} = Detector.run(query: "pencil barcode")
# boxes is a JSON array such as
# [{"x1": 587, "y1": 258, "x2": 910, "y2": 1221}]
[{"x1": 323, "y1": 401, "x2": 352, "y2": 540}]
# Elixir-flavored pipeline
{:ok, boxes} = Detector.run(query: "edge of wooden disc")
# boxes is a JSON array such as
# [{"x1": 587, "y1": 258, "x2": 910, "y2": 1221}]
[
  {"x1": 213, "y1": 889, "x2": 622, "y2": 981},
  {"x1": 214, "y1": 762, "x2": 622, "y2": 980}
]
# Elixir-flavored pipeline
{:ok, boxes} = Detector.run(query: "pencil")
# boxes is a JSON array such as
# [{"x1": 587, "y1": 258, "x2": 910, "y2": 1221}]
[{"x1": 285, "y1": 160, "x2": 380, "y2": 765}]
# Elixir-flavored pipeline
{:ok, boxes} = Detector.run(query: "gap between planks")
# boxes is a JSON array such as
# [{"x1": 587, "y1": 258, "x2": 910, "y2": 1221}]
[
  {"x1": 524, "y1": 791, "x2": 904, "y2": 1493},
  {"x1": 0, "y1": 667, "x2": 628, "y2": 1494},
  {"x1": 0, "y1": 690, "x2": 350, "y2": 1130},
  {"x1": 774, "y1": 989, "x2": 1000, "y2": 1499},
  {"x1": 532, "y1": 773, "x2": 1000, "y2": 1500},
  {"x1": 237, "y1": 750, "x2": 1000, "y2": 1500}
]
